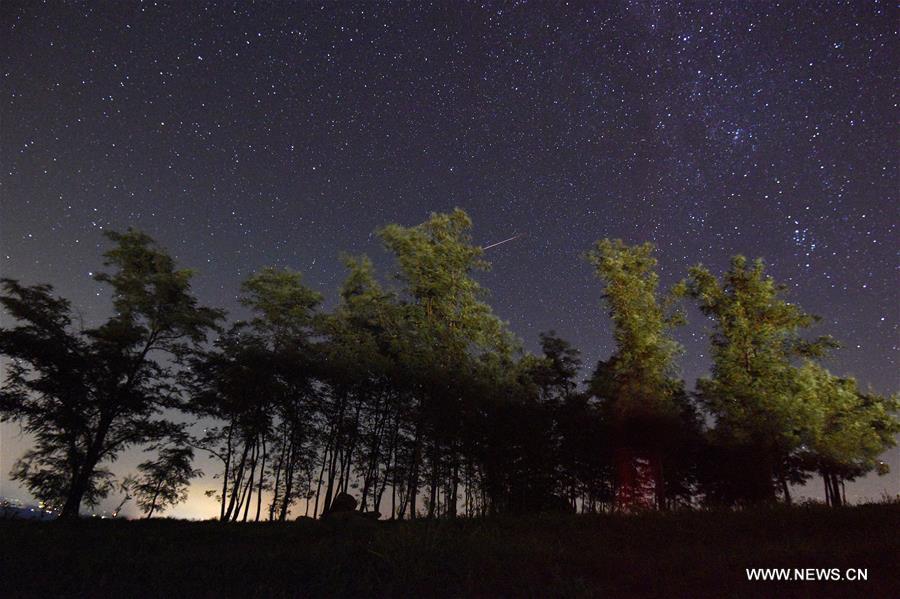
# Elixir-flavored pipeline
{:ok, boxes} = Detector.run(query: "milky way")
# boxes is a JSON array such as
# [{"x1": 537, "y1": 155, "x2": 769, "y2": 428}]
[{"x1": 1, "y1": 2, "x2": 896, "y2": 510}]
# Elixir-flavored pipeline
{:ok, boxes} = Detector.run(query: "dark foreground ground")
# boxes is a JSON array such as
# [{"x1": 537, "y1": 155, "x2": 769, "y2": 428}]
[{"x1": 2, "y1": 504, "x2": 898, "y2": 598}]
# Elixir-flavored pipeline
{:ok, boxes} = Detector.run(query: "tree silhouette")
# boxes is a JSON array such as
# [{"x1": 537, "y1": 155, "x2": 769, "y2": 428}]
[
  {"x1": 188, "y1": 267, "x2": 321, "y2": 522},
  {"x1": 133, "y1": 443, "x2": 201, "y2": 518},
  {"x1": 0, "y1": 230, "x2": 221, "y2": 520},
  {"x1": 1, "y1": 217, "x2": 896, "y2": 520}
]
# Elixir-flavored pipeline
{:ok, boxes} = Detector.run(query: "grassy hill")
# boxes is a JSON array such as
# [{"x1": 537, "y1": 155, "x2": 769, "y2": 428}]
[{"x1": 2, "y1": 503, "x2": 898, "y2": 598}]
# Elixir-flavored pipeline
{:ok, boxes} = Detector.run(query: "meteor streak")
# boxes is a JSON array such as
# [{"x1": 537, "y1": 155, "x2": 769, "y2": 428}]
[{"x1": 481, "y1": 232, "x2": 524, "y2": 251}]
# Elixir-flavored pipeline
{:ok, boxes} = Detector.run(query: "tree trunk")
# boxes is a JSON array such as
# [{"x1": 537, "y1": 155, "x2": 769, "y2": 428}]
[
  {"x1": 652, "y1": 452, "x2": 665, "y2": 511},
  {"x1": 220, "y1": 423, "x2": 234, "y2": 520},
  {"x1": 58, "y1": 462, "x2": 95, "y2": 520},
  {"x1": 58, "y1": 413, "x2": 115, "y2": 521},
  {"x1": 255, "y1": 435, "x2": 267, "y2": 522},
  {"x1": 831, "y1": 474, "x2": 843, "y2": 507},
  {"x1": 448, "y1": 455, "x2": 459, "y2": 518},
  {"x1": 269, "y1": 445, "x2": 283, "y2": 521},
  {"x1": 59, "y1": 469, "x2": 92, "y2": 521},
  {"x1": 390, "y1": 449, "x2": 398, "y2": 520},
  {"x1": 240, "y1": 441, "x2": 259, "y2": 522},
  {"x1": 224, "y1": 441, "x2": 252, "y2": 521},
  {"x1": 112, "y1": 492, "x2": 131, "y2": 518},
  {"x1": 313, "y1": 446, "x2": 328, "y2": 519},
  {"x1": 145, "y1": 478, "x2": 164, "y2": 519},
  {"x1": 781, "y1": 477, "x2": 792, "y2": 505},
  {"x1": 322, "y1": 445, "x2": 340, "y2": 516},
  {"x1": 278, "y1": 428, "x2": 298, "y2": 521}
]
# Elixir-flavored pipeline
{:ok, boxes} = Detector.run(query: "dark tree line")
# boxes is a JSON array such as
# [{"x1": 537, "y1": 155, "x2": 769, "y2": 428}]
[{"x1": 1, "y1": 211, "x2": 897, "y2": 520}]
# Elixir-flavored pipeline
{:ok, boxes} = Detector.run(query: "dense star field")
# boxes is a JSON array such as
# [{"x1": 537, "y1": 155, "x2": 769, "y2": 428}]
[{"x1": 1, "y1": 2, "x2": 897, "y2": 514}]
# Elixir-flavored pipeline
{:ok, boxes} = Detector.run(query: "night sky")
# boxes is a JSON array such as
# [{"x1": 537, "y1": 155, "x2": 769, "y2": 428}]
[{"x1": 1, "y1": 1, "x2": 897, "y2": 514}]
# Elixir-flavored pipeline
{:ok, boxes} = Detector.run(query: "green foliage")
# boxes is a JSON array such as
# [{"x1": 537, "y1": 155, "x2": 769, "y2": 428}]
[
  {"x1": 378, "y1": 208, "x2": 513, "y2": 357},
  {"x1": 2, "y1": 218, "x2": 895, "y2": 520},
  {"x1": 375, "y1": 209, "x2": 521, "y2": 517},
  {"x1": 795, "y1": 362, "x2": 899, "y2": 481},
  {"x1": 528, "y1": 331, "x2": 582, "y2": 403},
  {"x1": 584, "y1": 240, "x2": 702, "y2": 508},
  {"x1": 239, "y1": 266, "x2": 322, "y2": 343},
  {"x1": 585, "y1": 239, "x2": 684, "y2": 422},
  {"x1": 679, "y1": 256, "x2": 837, "y2": 440},
  {"x1": 678, "y1": 256, "x2": 842, "y2": 503}
]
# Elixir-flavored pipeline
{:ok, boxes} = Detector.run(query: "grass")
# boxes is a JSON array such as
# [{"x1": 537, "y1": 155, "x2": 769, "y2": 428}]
[{"x1": 2, "y1": 503, "x2": 898, "y2": 598}]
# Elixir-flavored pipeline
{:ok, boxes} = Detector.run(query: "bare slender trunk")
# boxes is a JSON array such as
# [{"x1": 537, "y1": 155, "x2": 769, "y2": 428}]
[
  {"x1": 408, "y1": 424, "x2": 422, "y2": 520},
  {"x1": 241, "y1": 441, "x2": 259, "y2": 522},
  {"x1": 831, "y1": 474, "x2": 844, "y2": 507},
  {"x1": 389, "y1": 444, "x2": 399, "y2": 519},
  {"x1": 313, "y1": 446, "x2": 329, "y2": 518},
  {"x1": 278, "y1": 430, "x2": 298, "y2": 521},
  {"x1": 269, "y1": 427, "x2": 287, "y2": 521},
  {"x1": 322, "y1": 445, "x2": 340, "y2": 515},
  {"x1": 781, "y1": 477, "x2": 792, "y2": 505},
  {"x1": 224, "y1": 441, "x2": 252, "y2": 521},
  {"x1": 448, "y1": 453, "x2": 459, "y2": 518},
  {"x1": 220, "y1": 424, "x2": 234, "y2": 520},
  {"x1": 255, "y1": 435, "x2": 267, "y2": 522}
]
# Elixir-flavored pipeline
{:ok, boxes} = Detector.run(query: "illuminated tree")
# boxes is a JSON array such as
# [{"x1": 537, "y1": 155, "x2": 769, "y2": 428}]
[
  {"x1": 378, "y1": 208, "x2": 516, "y2": 518},
  {"x1": 679, "y1": 256, "x2": 837, "y2": 504},
  {"x1": 585, "y1": 239, "x2": 690, "y2": 509},
  {"x1": 794, "y1": 362, "x2": 899, "y2": 506}
]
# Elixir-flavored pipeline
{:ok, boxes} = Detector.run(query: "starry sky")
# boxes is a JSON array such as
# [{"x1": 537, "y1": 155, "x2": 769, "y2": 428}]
[{"x1": 1, "y1": 1, "x2": 897, "y2": 514}]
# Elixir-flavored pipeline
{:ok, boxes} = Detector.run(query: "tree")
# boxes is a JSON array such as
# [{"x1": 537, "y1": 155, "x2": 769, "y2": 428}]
[
  {"x1": 678, "y1": 256, "x2": 837, "y2": 504},
  {"x1": 189, "y1": 331, "x2": 277, "y2": 521},
  {"x1": 188, "y1": 267, "x2": 322, "y2": 522},
  {"x1": 479, "y1": 333, "x2": 586, "y2": 514},
  {"x1": 240, "y1": 267, "x2": 322, "y2": 521},
  {"x1": 378, "y1": 209, "x2": 516, "y2": 518},
  {"x1": 5, "y1": 215, "x2": 895, "y2": 522},
  {"x1": 530, "y1": 331, "x2": 582, "y2": 404},
  {"x1": 794, "y1": 362, "x2": 899, "y2": 506},
  {"x1": 316, "y1": 255, "x2": 402, "y2": 518},
  {"x1": 0, "y1": 229, "x2": 221, "y2": 520},
  {"x1": 133, "y1": 443, "x2": 202, "y2": 518},
  {"x1": 585, "y1": 239, "x2": 692, "y2": 510}
]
